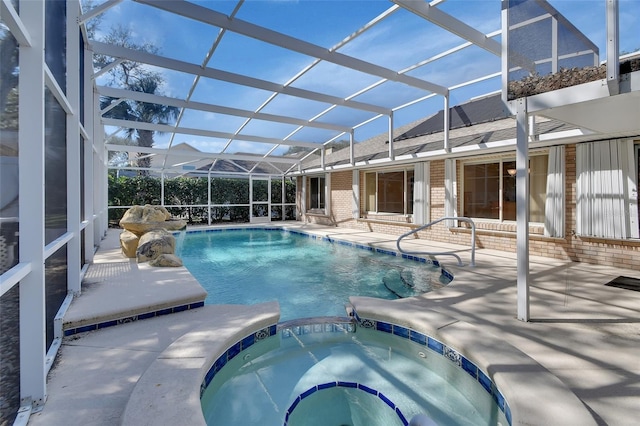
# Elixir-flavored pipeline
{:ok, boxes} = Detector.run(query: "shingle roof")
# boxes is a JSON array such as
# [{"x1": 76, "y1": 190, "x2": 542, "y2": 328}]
[
  {"x1": 395, "y1": 93, "x2": 509, "y2": 141},
  {"x1": 301, "y1": 94, "x2": 579, "y2": 170}
]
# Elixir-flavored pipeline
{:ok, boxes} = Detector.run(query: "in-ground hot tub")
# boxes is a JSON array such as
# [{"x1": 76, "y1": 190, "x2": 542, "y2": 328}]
[
  {"x1": 120, "y1": 301, "x2": 597, "y2": 426},
  {"x1": 200, "y1": 317, "x2": 510, "y2": 426}
]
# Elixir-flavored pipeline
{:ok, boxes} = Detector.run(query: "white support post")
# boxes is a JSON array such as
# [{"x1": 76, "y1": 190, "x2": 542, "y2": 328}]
[
  {"x1": 18, "y1": 0, "x2": 47, "y2": 410},
  {"x1": 388, "y1": 113, "x2": 394, "y2": 161},
  {"x1": 301, "y1": 177, "x2": 307, "y2": 221},
  {"x1": 321, "y1": 146, "x2": 326, "y2": 169},
  {"x1": 67, "y1": 0, "x2": 81, "y2": 294},
  {"x1": 93, "y1": 90, "x2": 107, "y2": 241},
  {"x1": 281, "y1": 177, "x2": 286, "y2": 222},
  {"x1": 100, "y1": 104, "x2": 108, "y2": 237},
  {"x1": 515, "y1": 98, "x2": 530, "y2": 322},
  {"x1": 207, "y1": 172, "x2": 212, "y2": 226},
  {"x1": 349, "y1": 130, "x2": 355, "y2": 166},
  {"x1": 606, "y1": 0, "x2": 619, "y2": 95},
  {"x1": 161, "y1": 172, "x2": 165, "y2": 206},
  {"x1": 84, "y1": 37, "x2": 95, "y2": 263},
  {"x1": 443, "y1": 94, "x2": 450, "y2": 152}
]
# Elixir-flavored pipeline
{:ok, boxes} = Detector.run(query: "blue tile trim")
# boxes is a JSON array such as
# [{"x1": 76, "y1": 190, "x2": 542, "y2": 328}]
[
  {"x1": 393, "y1": 325, "x2": 410, "y2": 339},
  {"x1": 201, "y1": 324, "x2": 278, "y2": 396},
  {"x1": 478, "y1": 370, "x2": 492, "y2": 394},
  {"x1": 63, "y1": 301, "x2": 205, "y2": 336},
  {"x1": 410, "y1": 330, "x2": 427, "y2": 345},
  {"x1": 376, "y1": 321, "x2": 393, "y2": 333},
  {"x1": 178, "y1": 228, "x2": 452, "y2": 284},
  {"x1": 354, "y1": 314, "x2": 511, "y2": 426},
  {"x1": 461, "y1": 356, "x2": 478, "y2": 379},
  {"x1": 375, "y1": 248, "x2": 397, "y2": 256},
  {"x1": 284, "y1": 382, "x2": 408, "y2": 426},
  {"x1": 427, "y1": 337, "x2": 444, "y2": 355}
]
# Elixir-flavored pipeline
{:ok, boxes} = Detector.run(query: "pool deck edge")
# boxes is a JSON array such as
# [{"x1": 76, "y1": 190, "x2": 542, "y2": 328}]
[{"x1": 119, "y1": 302, "x2": 280, "y2": 426}]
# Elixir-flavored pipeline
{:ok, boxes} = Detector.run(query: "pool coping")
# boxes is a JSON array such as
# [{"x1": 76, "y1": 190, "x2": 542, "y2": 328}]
[
  {"x1": 63, "y1": 229, "x2": 208, "y2": 335},
  {"x1": 98, "y1": 225, "x2": 596, "y2": 425},
  {"x1": 349, "y1": 297, "x2": 598, "y2": 426},
  {"x1": 120, "y1": 302, "x2": 280, "y2": 426},
  {"x1": 120, "y1": 299, "x2": 596, "y2": 426}
]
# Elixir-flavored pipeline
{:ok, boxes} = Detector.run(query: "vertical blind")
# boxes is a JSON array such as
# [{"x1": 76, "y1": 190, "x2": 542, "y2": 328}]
[{"x1": 576, "y1": 139, "x2": 639, "y2": 239}]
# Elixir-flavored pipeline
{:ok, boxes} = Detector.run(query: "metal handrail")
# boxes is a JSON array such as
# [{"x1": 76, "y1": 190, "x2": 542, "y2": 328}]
[{"x1": 396, "y1": 217, "x2": 476, "y2": 267}]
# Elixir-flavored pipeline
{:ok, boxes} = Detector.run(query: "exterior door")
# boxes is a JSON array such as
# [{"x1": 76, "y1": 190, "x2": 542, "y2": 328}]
[{"x1": 250, "y1": 176, "x2": 270, "y2": 223}]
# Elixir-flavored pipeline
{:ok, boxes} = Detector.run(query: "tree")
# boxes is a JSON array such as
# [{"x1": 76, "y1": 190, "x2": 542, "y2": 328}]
[{"x1": 96, "y1": 25, "x2": 178, "y2": 175}]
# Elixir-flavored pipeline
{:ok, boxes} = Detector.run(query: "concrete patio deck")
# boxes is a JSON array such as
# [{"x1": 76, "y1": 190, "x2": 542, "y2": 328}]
[{"x1": 27, "y1": 223, "x2": 640, "y2": 426}]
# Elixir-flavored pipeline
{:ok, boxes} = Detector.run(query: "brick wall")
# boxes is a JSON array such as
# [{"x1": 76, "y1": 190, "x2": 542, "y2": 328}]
[{"x1": 296, "y1": 145, "x2": 639, "y2": 271}]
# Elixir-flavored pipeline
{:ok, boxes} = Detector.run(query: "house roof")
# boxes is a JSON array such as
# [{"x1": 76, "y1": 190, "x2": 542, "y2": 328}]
[
  {"x1": 394, "y1": 93, "x2": 509, "y2": 141},
  {"x1": 300, "y1": 95, "x2": 581, "y2": 170}
]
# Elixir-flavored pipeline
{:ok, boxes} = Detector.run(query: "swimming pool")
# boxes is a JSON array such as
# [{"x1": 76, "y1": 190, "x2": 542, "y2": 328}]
[
  {"x1": 199, "y1": 317, "x2": 511, "y2": 426},
  {"x1": 177, "y1": 228, "x2": 451, "y2": 321}
]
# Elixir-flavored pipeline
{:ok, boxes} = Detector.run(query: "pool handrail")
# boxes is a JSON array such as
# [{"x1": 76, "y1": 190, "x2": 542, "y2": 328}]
[{"x1": 396, "y1": 217, "x2": 476, "y2": 267}]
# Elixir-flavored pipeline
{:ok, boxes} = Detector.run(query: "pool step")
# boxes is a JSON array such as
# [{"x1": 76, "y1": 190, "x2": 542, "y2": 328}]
[{"x1": 382, "y1": 270, "x2": 415, "y2": 298}]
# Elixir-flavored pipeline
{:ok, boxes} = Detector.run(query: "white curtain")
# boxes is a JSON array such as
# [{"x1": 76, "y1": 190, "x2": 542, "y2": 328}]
[
  {"x1": 413, "y1": 162, "x2": 430, "y2": 225},
  {"x1": 324, "y1": 173, "x2": 331, "y2": 216},
  {"x1": 444, "y1": 158, "x2": 457, "y2": 227},
  {"x1": 352, "y1": 170, "x2": 360, "y2": 219},
  {"x1": 576, "y1": 139, "x2": 638, "y2": 239},
  {"x1": 544, "y1": 146, "x2": 565, "y2": 237}
]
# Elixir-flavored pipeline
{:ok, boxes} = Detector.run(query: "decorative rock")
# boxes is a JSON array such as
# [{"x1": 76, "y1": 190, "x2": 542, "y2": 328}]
[
  {"x1": 119, "y1": 230, "x2": 140, "y2": 258},
  {"x1": 119, "y1": 204, "x2": 186, "y2": 236},
  {"x1": 136, "y1": 229, "x2": 175, "y2": 263},
  {"x1": 149, "y1": 254, "x2": 183, "y2": 267}
]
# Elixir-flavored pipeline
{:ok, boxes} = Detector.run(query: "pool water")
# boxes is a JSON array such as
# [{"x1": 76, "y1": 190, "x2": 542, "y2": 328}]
[
  {"x1": 200, "y1": 323, "x2": 509, "y2": 426},
  {"x1": 178, "y1": 229, "x2": 448, "y2": 321}
]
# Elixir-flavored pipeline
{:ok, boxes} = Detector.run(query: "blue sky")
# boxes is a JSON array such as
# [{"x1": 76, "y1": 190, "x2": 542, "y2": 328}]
[{"x1": 91, "y1": 0, "x2": 640, "y2": 157}]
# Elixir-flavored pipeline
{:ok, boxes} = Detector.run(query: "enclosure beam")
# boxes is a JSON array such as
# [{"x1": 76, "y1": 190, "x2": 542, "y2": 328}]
[
  {"x1": 137, "y1": 0, "x2": 448, "y2": 95},
  {"x1": 101, "y1": 118, "x2": 319, "y2": 149},
  {"x1": 105, "y1": 144, "x2": 300, "y2": 164},
  {"x1": 97, "y1": 86, "x2": 352, "y2": 133},
  {"x1": 91, "y1": 41, "x2": 390, "y2": 116},
  {"x1": 393, "y1": 0, "x2": 501, "y2": 56},
  {"x1": 515, "y1": 98, "x2": 530, "y2": 322}
]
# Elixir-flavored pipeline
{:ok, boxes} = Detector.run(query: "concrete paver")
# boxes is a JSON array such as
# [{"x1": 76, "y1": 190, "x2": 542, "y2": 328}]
[{"x1": 28, "y1": 224, "x2": 640, "y2": 426}]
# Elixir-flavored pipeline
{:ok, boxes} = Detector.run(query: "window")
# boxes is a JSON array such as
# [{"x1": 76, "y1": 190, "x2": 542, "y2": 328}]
[
  {"x1": 308, "y1": 176, "x2": 325, "y2": 210},
  {"x1": 462, "y1": 154, "x2": 548, "y2": 222},
  {"x1": 365, "y1": 169, "x2": 414, "y2": 215}
]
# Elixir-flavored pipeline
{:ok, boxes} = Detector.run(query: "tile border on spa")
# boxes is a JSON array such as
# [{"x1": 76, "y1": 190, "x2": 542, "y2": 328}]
[
  {"x1": 284, "y1": 382, "x2": 409, "y2": 426},
  {"x1": 199, "y1": 314, "x2": 511, "y2": 426},
  {"x1": 200, "y1": 324, "x2": 278, "y2": 398},
  {"x1": 353, "y1": 311, "x2": 512, "y2": 426}
]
